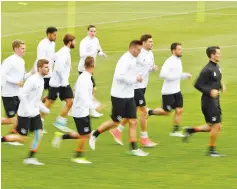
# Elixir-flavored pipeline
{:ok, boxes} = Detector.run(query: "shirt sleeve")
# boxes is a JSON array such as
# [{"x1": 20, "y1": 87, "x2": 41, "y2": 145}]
[
  {"x1": 55, "y1": 55, "x2": 67, "y2": 85},
  {"x1": 194, "y1": 68, "x2": 211, "y2": 96},
  {"x1": 159, "y1": 60, "x2": 181, "y2": 81},
  {"x1": 1, "y1": 61, "x2": 19, "y2": 84},
  {"x1": 114, "y1": 58, "x2": 137, "y2": 85},
  {"x1": 97, "y1": 38, "x2": 103, "y2": 52}
]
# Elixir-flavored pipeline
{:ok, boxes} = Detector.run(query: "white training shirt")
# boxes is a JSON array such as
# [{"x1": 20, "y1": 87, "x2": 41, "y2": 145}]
[
  {"x1": 159, "y1": 55, "x2": 189, "y2": 95},
  {"x1": 78, "y1": 36, "x2": 102, "y2": 72},
  {"x1": 33, "y1": 38, "x2": 55, "y2": 78},
  {"x1": 70, "y1": 71, "x2": 93, "y2": 118},
  {"x1": 49, "y1": 46, "x2": 71, "y2": 87},
  {"x1": 134, "y1": 48, "x2": 155, "y2": 89},
  {"x1": 111, "y1": 51, "x2": 137, "y2": 98},
  {"x1": 18, "y1": 73, "x2": 48, "y2": 117},
  {"x1": 1, "y1": 54, "x2": 32, "y2": 97}
]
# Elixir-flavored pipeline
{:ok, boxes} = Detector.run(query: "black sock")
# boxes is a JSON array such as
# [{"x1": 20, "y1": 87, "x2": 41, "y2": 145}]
[
  {"x1": 62, "y1": 134, "x2": 74, "y2": 139},
  {"x1": 173, "y1": 125, "x2": 179, "y2": 132},
  {"x1": 29, "y1": 151, "x2": 36, "y2": 158},
  {"x1": 93, "y1": 130, "x2": 101, "y2": 138},
  {"x1": 1, "y1": 137, "x2": 6, "y2": 142},
  {"x1": 148, "y1": 110, "x2": 154, "y2": 115},
  {"x1": 187, "y1": 128, "x2": 196, "y2": 134},
  {"x1": 209, "y1": 146, "x2": 215, "y2": 152},
  {"x1": 130, "y1": 142, "x2": 137, "y2": 150},
  {"x1": 75, "y1": 151, "x2": 84, "y2": 158}
]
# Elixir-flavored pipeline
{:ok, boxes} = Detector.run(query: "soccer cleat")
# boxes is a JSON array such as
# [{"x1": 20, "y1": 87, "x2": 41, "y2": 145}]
[
  {"x1": 52, "y1": 132, "x2": 63, "y2": 148},
  {"x1": 6, "y1": 142, "x2": 24, "y2": 146},
  {"x1": 42, "y1": 129, "x2": 48, "y2": 134},
  {"x1": 89, "y1": 130, "x2": 97, "y2": 150},
  {"x1": 23, "y1": 158, "x2": 44, "y2": 165},
  {"x1": 72, "y1": 157, "x2": 92, "y2": 164},
  {"x1": 208, "y1": 151, "x2": 226, "y2": 157},
  {"x1": 131, "y1": 149, "x2": 149, "y2": 157},
  {"x1": 110, "y1": 129, "x2": 123, "y2": 145},
  {"x1": 53, "y1": 121, "x2": 74, "y2": 133},
  {"x1": 140, "y1": 137, "x2": 158, "y2": 148},
  {"x1": 90, "y1": 109, "x2": 103, "y2": 118},
  {"x1": 169, "y1": 131, "x2": 184, "y2": 137}
]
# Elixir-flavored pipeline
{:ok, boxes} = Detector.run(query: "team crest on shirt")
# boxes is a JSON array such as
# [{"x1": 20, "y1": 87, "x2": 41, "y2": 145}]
[{"x1": 139, "y1": 100, "x2": 144, "y2": 105}]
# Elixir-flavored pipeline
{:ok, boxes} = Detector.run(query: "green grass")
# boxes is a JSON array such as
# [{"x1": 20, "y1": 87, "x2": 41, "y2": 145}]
[{"x1": 1, "y1": 1, "x2": 237, "y2": 189}]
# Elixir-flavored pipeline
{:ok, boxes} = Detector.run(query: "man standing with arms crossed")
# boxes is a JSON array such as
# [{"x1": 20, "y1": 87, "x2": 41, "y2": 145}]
[
  {"x1": 89, "y1": 40, "x2": 149, "y2": 156},
  {"x1": 183, "y1": 46, "x2": 225, "y2": 157},
  {"x1": 110, "y1": 34, "x2": 158, "y2": 147}
]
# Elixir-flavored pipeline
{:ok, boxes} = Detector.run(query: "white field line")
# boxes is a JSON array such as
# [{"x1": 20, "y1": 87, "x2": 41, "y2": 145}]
[{"x1": 2, "y1": 5, "x2": 237, "y2": 38}]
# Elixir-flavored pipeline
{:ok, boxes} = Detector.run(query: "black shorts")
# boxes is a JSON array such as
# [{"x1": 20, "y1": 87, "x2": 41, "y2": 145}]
[
  {"x1": 16, "y1": 115, "x2": 43, "y2": 136},
  {"x1": 79, "y1": 71, "x2": 96, "y2": 88},
  {"x1": 201, "y1": 96, "x2": 222, "y2": 124},
  {"x1": 134, "y1": 88, "x2": 146, "y2": 107},
  {"x1": 2, "y1": 96, "x2": 20, "y2": 118},
  {"x1": 73, "y1": 116, "x2": 91, "y2": 135},
  {"x1": 111, "y1": 96, "x2": 137, "y2": 122},
  {"x1": 43, "y1": 78, "x2": 50, "y2": 90},
  {"x1": 47, "y1": 85, "x2": 74, "y2": 101},
  {"x1": 162, "y1": 92, "x2": 183, "y2": 112}
]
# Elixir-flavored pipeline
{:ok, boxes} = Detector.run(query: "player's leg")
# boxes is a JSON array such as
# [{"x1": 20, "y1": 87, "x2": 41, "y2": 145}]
[
  {"x1": 170, "y1": 92, "x2": 184, "y2": 137},
  {"x1": 147, "y1": 94, "x2": 172, "y2": 116},
  {"x1": 72, "y1": 116, "x2": 92, "y2": 164},
  {"x1": 126, "y1": 98, "x2": 149, "y2": 156},
  {"x1": 90, "y1": 75, "x2": 103, "y2": 118},
  {"x1": 1, "y1": 116, "x2": 29, "y2": 144},
  {"x1": 110, "y1": 118, "x2": 128, "y2": 145},
  {"x1": 24, "y1": 115, "x2": 44, "y2": 165},
  {"x1": 89, "y1": 96, "x2": 125, "y2": 150},
  {"x1": 54, "y1": 85, "x2": 74, "y2": 132},
  {"x1": 42, "y1": 78, "x2": 50, "y2": 103}
]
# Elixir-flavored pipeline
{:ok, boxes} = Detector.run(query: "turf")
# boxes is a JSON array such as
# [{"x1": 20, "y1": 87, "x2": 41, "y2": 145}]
[{"x1": 1, "y1": 1, "x2": 237, "y2": 189}]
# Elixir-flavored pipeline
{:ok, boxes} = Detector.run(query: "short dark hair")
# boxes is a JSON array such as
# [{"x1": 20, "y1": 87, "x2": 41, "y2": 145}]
[
  {"x1": 37, "y1": 59, "x2": 49, "y2": 68},
  {"x1": 129, "y1": 40, "x2": 143, "y2": 48},
  {"x1": 206, "y1": 46, "x2": 220, "y2": 58},
  {"x1": 63, "y1": 34, "x2": 75, "y2": 45},
  {"x1": 84, "y1": 56, "x2": 95, "y2": 69},
  {"x1": 88, "y1": 25, "x2": 96, "y2": 31},
  {"x1": 46, "y1": 27, "x2": 57, "y2": 34},
  {"x1": 140, "y1": 34, "x2": 152, "y2": 43},
  {"x1": 171, "y1": 42, "x2": 182, "y2": 51}
]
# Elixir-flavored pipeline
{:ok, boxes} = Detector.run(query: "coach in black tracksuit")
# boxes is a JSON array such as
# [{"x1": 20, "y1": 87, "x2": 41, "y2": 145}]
[{"x1": 183, "y1": 46, "x2": 225, "y2": 157}]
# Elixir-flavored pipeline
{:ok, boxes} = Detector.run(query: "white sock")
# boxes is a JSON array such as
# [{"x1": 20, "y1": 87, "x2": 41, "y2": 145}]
[
  {"x1": 56, "y1": 116, "x2": 67, "y2": 124},
  {"x1": 141, "y1": 131, "x2": 148, "y2": 138},
  {"x1": 117, "y1": 124, "x2": 124, "y2": 132}
]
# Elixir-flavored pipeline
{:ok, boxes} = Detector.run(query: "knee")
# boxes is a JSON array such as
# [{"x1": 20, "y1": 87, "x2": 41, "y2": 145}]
[
  {"x1": 175, "y1": 108, "x2": 183, "y2": 115},
  {"x1": 128, "y1": 119, "x2": 137, "y2": 127}
]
